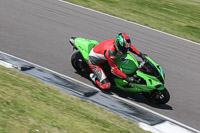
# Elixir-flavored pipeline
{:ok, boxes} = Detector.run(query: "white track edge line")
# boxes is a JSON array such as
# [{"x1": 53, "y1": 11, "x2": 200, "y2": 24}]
[
  {"x1": 58, "y1": 0, "x2": 200, "y2": 46},
  {"x1": 0, "y1": 50, "x2": 199, "y2": 132}
]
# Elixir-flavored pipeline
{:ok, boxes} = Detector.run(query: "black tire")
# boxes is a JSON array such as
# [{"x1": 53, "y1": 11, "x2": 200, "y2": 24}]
[
  {"x1": 142, "y1": 88, "x2": 170, "y2": 104},
  {"x1": 71, "y1": 51, "x2": 91, "y2": 75}
]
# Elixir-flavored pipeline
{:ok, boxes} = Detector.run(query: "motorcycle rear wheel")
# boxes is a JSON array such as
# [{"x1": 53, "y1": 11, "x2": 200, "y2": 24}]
[
  {"x1": 71, "y1": 51, "x2": 91, "y2": 75},
  {"x1": 142, "y1": 88, "x2": 170, "y2": 104}
]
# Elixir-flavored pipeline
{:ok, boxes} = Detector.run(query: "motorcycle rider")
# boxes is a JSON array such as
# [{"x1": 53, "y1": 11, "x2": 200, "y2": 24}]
[{"x1": 89, "y1": 33, "x2": 147, "y2": 90}]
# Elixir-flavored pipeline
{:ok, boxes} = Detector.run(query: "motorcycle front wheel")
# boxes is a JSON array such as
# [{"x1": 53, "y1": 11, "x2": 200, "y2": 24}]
[{"x1": 142, "y1": 88, "x2": 170, "y2": 104}]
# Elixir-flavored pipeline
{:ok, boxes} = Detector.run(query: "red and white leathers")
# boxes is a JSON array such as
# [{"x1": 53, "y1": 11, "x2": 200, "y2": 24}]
[{"x1": 88, "y1": 39, "x2": 141, "y2": 89}]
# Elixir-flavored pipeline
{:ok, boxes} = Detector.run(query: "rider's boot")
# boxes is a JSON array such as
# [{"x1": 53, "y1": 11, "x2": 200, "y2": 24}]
[
  {"x1": 90, "y1": 73, "x2": 111, "y2": 90},
  {"x1": 90, "y1": 73, "x2": 97, "y2": 84}
]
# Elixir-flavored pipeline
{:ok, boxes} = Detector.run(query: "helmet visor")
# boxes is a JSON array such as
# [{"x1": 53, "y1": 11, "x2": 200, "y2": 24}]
[{"x1": 117, "y1": 41, "x2": 129, "y2": 54}]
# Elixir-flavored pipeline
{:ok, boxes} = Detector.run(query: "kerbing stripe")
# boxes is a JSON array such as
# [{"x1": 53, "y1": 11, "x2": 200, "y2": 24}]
[{"x1": 0, "y1": 60, "x2": 14, "y2": 68}]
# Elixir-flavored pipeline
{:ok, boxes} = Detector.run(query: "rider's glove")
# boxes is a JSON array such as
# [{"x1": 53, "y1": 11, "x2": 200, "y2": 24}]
[
  {"x1": 124, "y1": 76, "x2": 135, "y2": 83},
  {"x1": 139, "y1": 52, "x2": 147, "y2": 60}
]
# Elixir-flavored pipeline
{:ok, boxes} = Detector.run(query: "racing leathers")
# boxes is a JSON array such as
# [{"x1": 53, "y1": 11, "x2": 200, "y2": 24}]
[{"x1": 88, "y1": 38, "x2": 142, "y2": 90}]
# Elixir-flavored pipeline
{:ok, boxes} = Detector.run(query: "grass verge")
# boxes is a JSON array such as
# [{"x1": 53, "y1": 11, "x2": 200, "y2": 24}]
[
  {"x1": 64, "y1": 0, "x2": 200, "y2": 43},
  {"x1": 0, "y1": 66, "x2": 149, "y2": 133}
]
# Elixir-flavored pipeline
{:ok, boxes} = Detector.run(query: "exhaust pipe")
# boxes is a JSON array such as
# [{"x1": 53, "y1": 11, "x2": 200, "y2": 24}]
[{"x1": 69, "y1": 37, "x2": 77, "y2": 50}]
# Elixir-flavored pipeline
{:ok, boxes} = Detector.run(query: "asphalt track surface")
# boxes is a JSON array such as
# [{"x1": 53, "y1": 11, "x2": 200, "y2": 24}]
[{"x1": 0, "y1": 0, "x2": 200, "y2": 131}]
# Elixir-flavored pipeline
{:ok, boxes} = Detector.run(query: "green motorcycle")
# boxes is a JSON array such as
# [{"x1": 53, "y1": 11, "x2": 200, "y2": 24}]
[{"x1": 69, "y1": 37, "x2": 170, "y2": 104}]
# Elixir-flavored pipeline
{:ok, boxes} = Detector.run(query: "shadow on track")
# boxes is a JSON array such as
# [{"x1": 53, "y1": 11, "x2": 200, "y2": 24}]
[
  {"x1": 75, "y1": 72, "x2": 173, "y2": 110},
  {"x1": 109, "y1": 87, "x2": 173, "y2": 110}
]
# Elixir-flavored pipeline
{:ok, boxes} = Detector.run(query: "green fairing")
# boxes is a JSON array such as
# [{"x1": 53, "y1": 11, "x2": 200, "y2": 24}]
[
  {"x1": 74, "y1": 38, "x2": 99, "y2": 61},
  {"x1": 115, "y1": 53, "x2": 139, "y2": 74},
  {"x1": 136, "y1": 71, "x2": 165, "y2": 91},
  {"x1": 73, "y1": 38, "x2": 165, "y2": 93},
  {"x1": 114, "y1": 56, "x2": 165, "y2": 92}
]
